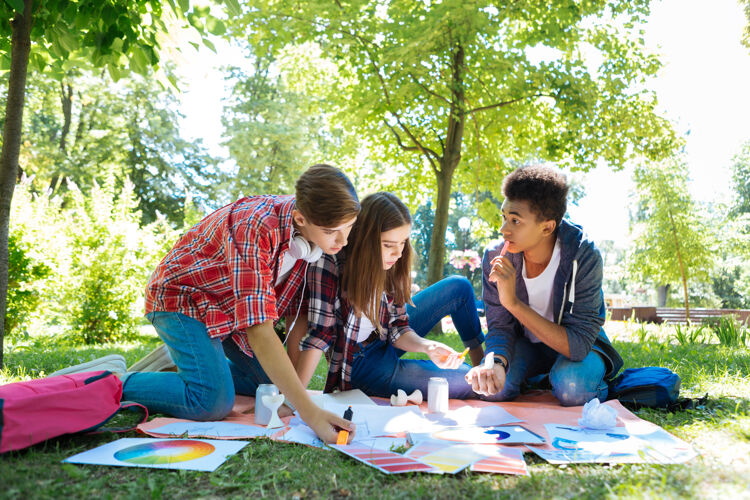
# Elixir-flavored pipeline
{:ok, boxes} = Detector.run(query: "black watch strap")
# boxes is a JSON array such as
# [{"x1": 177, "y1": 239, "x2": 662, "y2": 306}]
[{"x1": 493, "y1": 355, "x2": 508, "y2": 372}]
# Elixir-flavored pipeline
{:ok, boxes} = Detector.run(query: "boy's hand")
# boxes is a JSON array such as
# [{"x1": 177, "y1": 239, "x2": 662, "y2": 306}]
[
  {"x1": 426, "y1": 342, "x2": 462, "y2": 369},
  {"x1": 488, "y1": 255, "x2": 518, "y2": 309},
  {"x1": 465, "y1": 362, "x2": 506, "y2": 396},
  {"x1": 304, "y1": 407, "x2": 356, "y2": 444}
]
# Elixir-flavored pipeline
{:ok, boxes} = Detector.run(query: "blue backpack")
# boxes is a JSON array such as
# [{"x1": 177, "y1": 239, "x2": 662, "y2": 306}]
[{"x1": 608, "y1": 367, "x2": 681, "y2": 409}]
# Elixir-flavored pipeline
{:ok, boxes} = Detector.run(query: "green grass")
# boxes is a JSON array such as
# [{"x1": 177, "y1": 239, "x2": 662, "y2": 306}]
[{"x1": 2, "y1": 322, "x2": 749, "y2": 499}]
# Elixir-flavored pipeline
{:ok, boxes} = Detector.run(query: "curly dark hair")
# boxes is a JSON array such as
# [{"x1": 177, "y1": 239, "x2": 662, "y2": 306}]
[{"x1": 502, "y1": 165, "x2": 568, "y2": 226}]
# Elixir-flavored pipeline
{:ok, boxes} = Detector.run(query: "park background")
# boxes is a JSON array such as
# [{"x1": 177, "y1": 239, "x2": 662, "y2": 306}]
[{"x1": 1, "y1": 0, "x2": 750, "y2": 498}]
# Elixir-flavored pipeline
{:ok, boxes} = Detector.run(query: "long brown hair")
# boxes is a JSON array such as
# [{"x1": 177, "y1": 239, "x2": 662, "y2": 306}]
[{"x1": 342, "y1": 192, "x2": 413, "y2": 330}]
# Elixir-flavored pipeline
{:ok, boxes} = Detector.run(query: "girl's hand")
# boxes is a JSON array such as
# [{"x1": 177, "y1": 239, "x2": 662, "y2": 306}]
[{"x1": 426, "y1": 342, "x2": 463, "y2": 369}]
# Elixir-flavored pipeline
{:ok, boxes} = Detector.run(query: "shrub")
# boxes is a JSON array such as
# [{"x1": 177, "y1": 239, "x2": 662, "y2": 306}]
[
  {"x1": 671, "y1": 323, "x2": 707, "y2": 345},
  {"x1": 5, "y1": 231, "x2": 50, "y2": 336},
  {"x1": 62, "y1": 178, "x2": 178, "y2": 344},
  {"x1": 711, "y1": 316, "x2": 749, "y2": 347},
  {"x1": 8, "y1": 177, "x2": 180, "y2": 345}
]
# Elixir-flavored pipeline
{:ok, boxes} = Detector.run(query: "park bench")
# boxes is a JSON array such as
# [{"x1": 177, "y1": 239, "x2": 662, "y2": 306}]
[
  {"x1": 608, "y1": 307, "x2": 750, "y2": 324},
  {"x1": 654, "y1": 308, "x2": 750, "y2": 325}
]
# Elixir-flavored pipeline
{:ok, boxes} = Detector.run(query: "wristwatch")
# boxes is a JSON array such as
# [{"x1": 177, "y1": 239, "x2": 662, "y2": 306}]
[{"x1": 493, "y1": 355, "x2": 509, "y2": 373}]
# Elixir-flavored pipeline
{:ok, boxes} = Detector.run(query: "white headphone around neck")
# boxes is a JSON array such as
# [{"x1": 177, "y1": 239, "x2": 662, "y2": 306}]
[{"x1": 288, "y1": 234, "x2": 323, "y2": 262}]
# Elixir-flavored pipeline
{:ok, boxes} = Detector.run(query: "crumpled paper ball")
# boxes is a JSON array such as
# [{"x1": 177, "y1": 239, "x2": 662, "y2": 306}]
[{"x1": 578, "y1": 398, "x2": 617, "y2": 430}]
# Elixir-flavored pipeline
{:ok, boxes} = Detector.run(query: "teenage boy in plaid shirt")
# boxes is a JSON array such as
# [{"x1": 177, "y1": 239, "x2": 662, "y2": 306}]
[{"x1": 123, "y1": 165, "x2": 360, "y2": 443}]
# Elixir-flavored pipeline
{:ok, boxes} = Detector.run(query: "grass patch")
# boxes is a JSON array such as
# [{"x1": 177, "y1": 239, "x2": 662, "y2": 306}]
[{"x1": 2, "y1": 321, "x2": 749, "y2": 499}]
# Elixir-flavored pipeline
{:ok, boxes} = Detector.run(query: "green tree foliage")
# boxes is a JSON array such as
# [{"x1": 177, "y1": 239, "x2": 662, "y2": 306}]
[
  {"x1": 731, "y1": 140, "x2": 750, "y2": 217},
  {"x1": 0, "y1": 0, "x2": 203, "y2": 367},
  {"x1": 9, "y1": 178, "x2": 179, "y2": 344},
  {"x1": 742, "y1": 0, "x2": 750, "y2": 49},
  {"x1": 220, "y1": 49, "x2": 358, "y2": 199},
  {"x1": 62, "y1": 178, "x2": 175, "y2": 343},
  {"x1": 5, "y1": 230, "x2": 49, "y2": 335},
  {"x1": 232, "y1": 0, "x2": 677, "y2": 285},
  {"x1": 4, "y1": 69, "x2": 219, "y2": 225},
  {"x1": 221, "y1": 56, "x2": 327, "y2": 197},
  {"x1": 628, "y1": 159, "x2": 715, "y2": 317},
  {"x1": 706, "y1": 140, "x2": 750, "y2": 310}
]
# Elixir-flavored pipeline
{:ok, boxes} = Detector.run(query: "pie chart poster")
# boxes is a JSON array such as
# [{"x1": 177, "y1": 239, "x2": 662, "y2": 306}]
[{"x1": 64, "y1": 438, "x2": 249, "y2": 471}]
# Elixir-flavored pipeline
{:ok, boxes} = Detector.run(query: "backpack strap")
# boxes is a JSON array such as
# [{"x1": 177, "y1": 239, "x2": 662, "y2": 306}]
[
  {"x1": 89, "y1": 402, "x2": 149, "y2": 434},
  {"x1": 667, "y1": 393, "x2": 708, "y2": 412}
]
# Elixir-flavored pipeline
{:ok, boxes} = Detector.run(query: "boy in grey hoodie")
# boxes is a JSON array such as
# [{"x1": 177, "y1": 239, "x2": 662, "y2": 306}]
[{"x1": 465, "y1": 165, "x2": 622, "y2": 406}]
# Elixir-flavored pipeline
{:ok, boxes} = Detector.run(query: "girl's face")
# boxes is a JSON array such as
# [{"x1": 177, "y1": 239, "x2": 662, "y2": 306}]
[{"x1": 380, "y1": 224, "x2": 411, "y2": 270}]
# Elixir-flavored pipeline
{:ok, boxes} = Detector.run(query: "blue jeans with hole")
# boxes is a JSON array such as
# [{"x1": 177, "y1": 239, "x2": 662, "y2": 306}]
[
  {"x1": 350, "y1": 276, "x2": 484, "y2": 399},
  {"x1": 122, "y1": 312, "x2": 270, "y2": 420},
  {"x1": 486, "y1": 335, "x2": 609, "y2": 406}
]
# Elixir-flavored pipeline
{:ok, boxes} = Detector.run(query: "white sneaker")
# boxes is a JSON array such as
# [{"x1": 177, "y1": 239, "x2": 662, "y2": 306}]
[
  {"x1": 48, "y1": 354, "x2": 127, "y2": 377},
  {"x1": 128, "y1": 344, "x2": 176, "y2": 372}
]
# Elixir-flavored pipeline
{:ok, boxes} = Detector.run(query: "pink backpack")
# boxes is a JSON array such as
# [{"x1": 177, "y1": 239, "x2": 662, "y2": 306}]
[{"x1": 0, "y1": 371, "x2": 125, "y2": 453}]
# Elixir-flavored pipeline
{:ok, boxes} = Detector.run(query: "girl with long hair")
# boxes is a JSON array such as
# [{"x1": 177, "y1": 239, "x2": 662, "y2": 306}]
[{"x1": 294, "y1": 192, "x2": 485, "y2": 398}]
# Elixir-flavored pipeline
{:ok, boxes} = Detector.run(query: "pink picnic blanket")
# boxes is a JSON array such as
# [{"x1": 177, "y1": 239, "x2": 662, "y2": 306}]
[{"x1": 137, "y1": 390, "x2": 647, "y2": 450}]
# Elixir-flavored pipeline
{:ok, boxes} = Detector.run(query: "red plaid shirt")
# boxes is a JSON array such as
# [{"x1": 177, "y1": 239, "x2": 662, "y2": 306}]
[
  {"x1": 300, "y1": 253, "x2": 411, "y2": 392},
  {"x1": 145, "y1": 195, "x2": 307, "y2": 357}
]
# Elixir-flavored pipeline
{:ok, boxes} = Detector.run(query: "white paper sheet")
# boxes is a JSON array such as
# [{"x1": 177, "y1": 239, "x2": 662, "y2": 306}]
[
  {"x1": 529, "y1": 423, "x2": 698, "y2": 464},
  {"x1": 318, "y1": 403, "x2": 423, "y2": 436},
  {"x1": 309, "y1": 389, "x2": 377, "y2": 407},
  {"x1": 408, "y1": 425, "x2": 545, "y2": 445},
  {"x1": 277, "y1": 423, "x2": 328, "y2": 449},
  {"x1": 425, "y1": 406, "x2": 522, "y2": 428},
  {"x1": 149, "y1": 421, "x2": 278, "y2": 439}
]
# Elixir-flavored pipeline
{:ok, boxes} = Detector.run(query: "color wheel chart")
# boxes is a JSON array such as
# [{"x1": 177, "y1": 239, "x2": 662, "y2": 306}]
[
  {"x1": 114, "y1": 439, "x2": 215, "y2": 464},
  {"x1": 63, "y1": 438, "x2": 249, "y2": 472}
]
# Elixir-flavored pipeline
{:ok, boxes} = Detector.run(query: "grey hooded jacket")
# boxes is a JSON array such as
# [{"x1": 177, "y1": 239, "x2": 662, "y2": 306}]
[{"x1": 482, "y1": 219, "x2": 623, "y2": 379}]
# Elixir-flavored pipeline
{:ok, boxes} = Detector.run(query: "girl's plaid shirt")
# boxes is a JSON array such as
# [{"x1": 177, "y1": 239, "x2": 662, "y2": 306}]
[
  {"x1": 145, "y1": 195, "x2": 307, "y2": 357},
  {"x1": 300, "y1": 253, "x2": 412, "y2": 392}
]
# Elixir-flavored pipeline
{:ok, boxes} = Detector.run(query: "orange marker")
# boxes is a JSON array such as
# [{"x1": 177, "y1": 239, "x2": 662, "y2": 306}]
[
  {"x1": 336, "y1": 406, "x2": 353, "y2": 445},
  {"x1": 442, "y1": 347, "x2": 469, "y2": 364}
]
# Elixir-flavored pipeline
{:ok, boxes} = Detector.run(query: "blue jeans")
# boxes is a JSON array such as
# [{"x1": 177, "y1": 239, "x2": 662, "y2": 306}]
[
  {"x1": 350, "y1": 276, "x2": 484, "y2": 399},
  {"x1": 487, "y1": 335, "x2": 609, "y2": 406},
  {"x1": 122, "y1": 312, "x2": 270, "y2": 420}
]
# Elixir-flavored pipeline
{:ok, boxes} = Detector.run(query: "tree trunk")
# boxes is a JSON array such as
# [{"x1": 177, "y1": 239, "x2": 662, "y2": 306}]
[
  {"x1": 425, "y1": 43, "x2": 465, "y2": 286},
  {"x1": 0, "y1": 0, "x2": 34, "y2": 369},
  {"x1": 656, "y1": 284, "x2": 669, "y2": 307},
  {"x1": 426, "y1": 169, "x2": 454, "y2": 286},
  {"x1": 59, "y1": 82, "x2": 72, "y2": 152},
  {"x1": 667, "y1": 209, "x2": 690, "y2": 322}
]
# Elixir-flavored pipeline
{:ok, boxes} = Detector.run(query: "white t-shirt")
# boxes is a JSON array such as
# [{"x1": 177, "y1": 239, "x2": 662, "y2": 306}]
[
  {"x1": 356, "y1": 297, "x2": 381, "y2": 343},
  {"x1": 275, "y1": 251, "x2": 297, "y2": 286},
  {"x1": 357, "y1": 315, "x2": 376, "y2": 342},
  {"x1": 522, "y1": 238, "x2": 561, "y2": 343}
]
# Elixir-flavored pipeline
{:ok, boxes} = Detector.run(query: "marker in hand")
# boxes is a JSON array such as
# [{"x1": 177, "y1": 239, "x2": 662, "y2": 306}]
[
  {"x1": 443, "y1": 347, "x2": 469, "y2": 364},
  {"x1": 456, "y1": 347, "x2": 470, "y2": 362},
  {"x1": 336, "y1": 406, "x2": 354, "y2": 445}
]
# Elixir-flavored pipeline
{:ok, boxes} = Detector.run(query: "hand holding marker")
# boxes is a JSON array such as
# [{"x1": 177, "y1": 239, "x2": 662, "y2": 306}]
[{"x1": 336, "y1": 406, "x2": 354, "y2": 445}]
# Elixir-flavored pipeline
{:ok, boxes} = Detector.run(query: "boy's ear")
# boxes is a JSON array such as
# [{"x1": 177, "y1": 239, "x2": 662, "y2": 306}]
[
  {"x1": 292, "y1": 209, "x2": 307, "y2": 228},
  {"x1": 541, "y1": 219, "x2": 557, "y2": 236}
]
